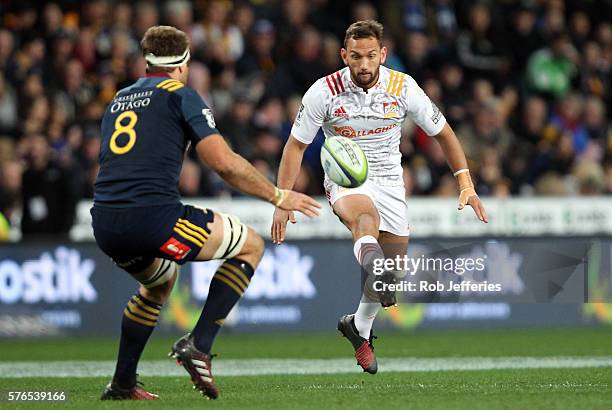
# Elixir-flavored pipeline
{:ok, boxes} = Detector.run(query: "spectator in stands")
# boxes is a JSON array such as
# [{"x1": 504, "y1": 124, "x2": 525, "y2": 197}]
[
  {"x1": 54, "y1": 59, "x2": 94, "y2": 123},
  {"x1": 20, "y1": 135, "x2": 79, "y2": 239},
  {"x1": 276, "y1": 26, "x2": 326, "y2": 95},
  {"x1": 217, "y1": 92, "x2": 257, "y2": 158},
  {"x1": 439, "y1": 63, "x2": 466, "y2": 125},
  {"x1": 456, "y1": 2, "x2": 509, "y2": 86},
  {"x1": 579, "y1": 41, "x2": 609, "y2": 100},
  {"x1": 0, "y1": 29, "x2": 15, "y2": 74},
  {"x1": 572, "y1": 159, "x2": 605, "y2": 195},
  {"x1": 544, "y1": 93, "x2": 590, "y2": 155},
  {"x1": 0, "y1": 187, "x2": 16, "y2": 241},
  {"x1": 179, "y1": 158, "x2": 203, "y2": 197},
  {"x1": 583, "y1": 97, "x2": 609, "y2": 143},
  {"x1": 401, "y1": 32, "x2": 431, "y2": 84},
  {"x1": 236, "y1": 19, "x2": 276, "y2": 77},
  {"x1": 457, "y1": 98, "x2": 515, "y2": 164},
  {"x1": 507, "y1": 3, "x2": 543, "y2": 78},
  {"x1": 526, "y1": 32, "x2": 578, "y2": 99},
  {"x1": 518, "y1": 96, "x2": 549, "y2": 145},
  {"x1": 0, "y1": 72, "x2": 18, "y2": 136},
  {"x1": 605, "y1": 161, "x2": 612, "y2": 195}
]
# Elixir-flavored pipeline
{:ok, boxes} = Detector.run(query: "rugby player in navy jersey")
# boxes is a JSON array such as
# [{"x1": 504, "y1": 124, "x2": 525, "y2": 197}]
[{"x1": 93, "y1": 26, "x2": 321, "y2": 400}]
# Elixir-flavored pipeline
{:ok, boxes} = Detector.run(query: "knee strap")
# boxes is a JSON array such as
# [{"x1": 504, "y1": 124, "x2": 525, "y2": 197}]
[{"x1": 136, "y1": 259, "x2": 178, "y2": 288}]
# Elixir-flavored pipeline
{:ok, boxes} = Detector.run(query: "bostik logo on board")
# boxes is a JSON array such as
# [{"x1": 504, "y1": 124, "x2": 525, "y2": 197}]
[{"x1": 0, "y1": 247, "x2": 97, "y2": 304}]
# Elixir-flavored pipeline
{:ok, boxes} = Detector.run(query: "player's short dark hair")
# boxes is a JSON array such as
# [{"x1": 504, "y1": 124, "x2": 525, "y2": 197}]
[
  {"x1": 140, "y1": 25, "x2": 189, "y2": 70},
  {"x1": 344, "y1": 20, "x2": 384, "y2": 48}
]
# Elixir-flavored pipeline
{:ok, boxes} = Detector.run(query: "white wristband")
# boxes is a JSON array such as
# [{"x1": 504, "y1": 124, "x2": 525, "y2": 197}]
[{"x1": 453, "y1": 168, "x2": 469, "y2": 177}]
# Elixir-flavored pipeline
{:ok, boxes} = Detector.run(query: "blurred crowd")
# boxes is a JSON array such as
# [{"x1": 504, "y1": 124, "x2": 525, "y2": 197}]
[{"x1": 0, "y1": 0, "x2": 610, "y2": 239}]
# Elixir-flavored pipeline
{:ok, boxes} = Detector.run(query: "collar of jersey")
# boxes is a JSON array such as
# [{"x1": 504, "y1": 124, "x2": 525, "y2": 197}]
[
  {"x1": 346, "y1": 68, "x2": 383, "y2": 92},
  {"x1": 145, "y1": 72, "x2": 171, "y2": 78}
]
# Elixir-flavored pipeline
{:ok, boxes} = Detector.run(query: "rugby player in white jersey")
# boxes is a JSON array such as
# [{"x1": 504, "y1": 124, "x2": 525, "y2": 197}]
[{"x1": 271, "y1": 20, "x2": 488, "y2": 374}]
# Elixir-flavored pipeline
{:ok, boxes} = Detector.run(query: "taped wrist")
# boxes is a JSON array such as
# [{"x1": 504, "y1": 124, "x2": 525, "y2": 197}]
[
  {"x1": 270, "y1": 187, "x2": 286, "y2": 207},
  {"x1": 454, "y1": 169, "x2": 474, "y2": 190}
]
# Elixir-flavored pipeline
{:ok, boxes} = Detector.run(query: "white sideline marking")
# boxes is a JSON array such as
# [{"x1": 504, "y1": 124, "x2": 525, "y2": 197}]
[{"x1": 1, "y1": 357, "x2": 611, "y2": 378}]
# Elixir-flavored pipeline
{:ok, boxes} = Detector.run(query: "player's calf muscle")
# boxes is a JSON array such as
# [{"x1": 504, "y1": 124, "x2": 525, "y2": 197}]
[{"x1": 140, "y1": 272, "x2": 177, "y2": 304}]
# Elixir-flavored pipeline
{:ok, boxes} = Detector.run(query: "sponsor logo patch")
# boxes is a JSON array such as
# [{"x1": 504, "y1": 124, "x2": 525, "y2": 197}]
[
  {"x1": 202, "y1": 108, "x2": 216, "y2": 128},
  {"x1": 383, "y1": 101, "x2": 399, "y2": 118},
  {"x1": 160, "y1": 238, "x2": 191, "y2": 261},
  {"x1": 333, "y1": 124, "x2": 397, "y2": 138}
]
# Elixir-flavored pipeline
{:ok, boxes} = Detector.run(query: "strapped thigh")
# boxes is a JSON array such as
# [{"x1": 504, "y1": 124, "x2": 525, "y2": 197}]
[{"x1": 212, "y1": 212, "x2": 248, "y2": 260}]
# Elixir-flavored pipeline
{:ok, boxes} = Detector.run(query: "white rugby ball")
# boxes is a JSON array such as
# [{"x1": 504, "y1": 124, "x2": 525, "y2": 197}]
[{"x1": 320, "y1": 136, "x2": 368, "y2": 188}]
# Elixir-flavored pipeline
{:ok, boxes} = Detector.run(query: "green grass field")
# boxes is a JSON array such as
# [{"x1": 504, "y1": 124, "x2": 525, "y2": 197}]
[{"x1": 1, "y1": 327, "x2": 612, "y2": 409}]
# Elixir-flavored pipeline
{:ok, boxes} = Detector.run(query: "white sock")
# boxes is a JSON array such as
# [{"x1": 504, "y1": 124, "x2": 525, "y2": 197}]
[
  {"x1": 353, "y1": 235, "x2": 385, "y2": 273},
  {"x1": 352, "y1": 235, "x2": 384, "y2": 338},
  {"x1": 354, "y1": 302, "x2": 380, "y2": 339}
]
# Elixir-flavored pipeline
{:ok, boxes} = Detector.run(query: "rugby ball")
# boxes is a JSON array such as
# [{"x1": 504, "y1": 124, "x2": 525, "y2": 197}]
[{"x1": 320, "y1": 137, "x2": 368, "y2": 188}]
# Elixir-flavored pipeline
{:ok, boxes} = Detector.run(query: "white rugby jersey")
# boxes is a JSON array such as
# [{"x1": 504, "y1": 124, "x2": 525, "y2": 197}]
[{"x1": 291, "y1": 65, "x2": 446, "y2": 185}]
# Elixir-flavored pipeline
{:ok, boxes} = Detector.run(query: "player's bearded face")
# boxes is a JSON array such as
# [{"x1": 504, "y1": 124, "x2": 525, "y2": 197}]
[{"x1": 341, "y1": 37, "x2": 387, "y2": 89}]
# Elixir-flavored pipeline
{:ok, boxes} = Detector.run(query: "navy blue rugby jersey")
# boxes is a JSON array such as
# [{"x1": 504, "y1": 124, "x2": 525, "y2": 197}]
[{"x1": 94, "y1": 74, "x2": 218, "y2": 207}]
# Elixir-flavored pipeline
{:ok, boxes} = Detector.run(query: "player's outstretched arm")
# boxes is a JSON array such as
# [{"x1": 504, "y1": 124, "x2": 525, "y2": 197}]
[
  {"x1": 271, "y1": 136, "x2": 309, "y2": 244},
  {"x1": 196, "y1": 134, "x2": 321, "y2": 217},
  {"x1": 432, "y1": 123, "x2": 488, "y2": 223}
]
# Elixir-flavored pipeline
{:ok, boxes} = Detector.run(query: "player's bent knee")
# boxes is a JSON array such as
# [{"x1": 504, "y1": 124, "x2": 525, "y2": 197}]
[
  {"x1": 141, "y1": 271, "x2": 177, "y2": 304},
  {"x1": 245, "y1": 228, "x2": 265, "y2": 262},
  {"x1": 352, "y1": 213, "x2": 379, "y2": 237}
]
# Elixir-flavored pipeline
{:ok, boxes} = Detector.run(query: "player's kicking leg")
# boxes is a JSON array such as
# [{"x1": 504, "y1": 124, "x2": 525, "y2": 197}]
[
  {"x1": 101, "y1": 257, "x2": 179, "y2": 400},
  {"x1": 332, "y1": 193, "x2": 391, "y2": 374},
  {"x1": 169, "y1": 211, "x2": 263, "y2": 399}
]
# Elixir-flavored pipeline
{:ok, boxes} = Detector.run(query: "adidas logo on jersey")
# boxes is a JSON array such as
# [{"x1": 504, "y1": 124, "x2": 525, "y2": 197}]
[{"x1": 333, "y1": 106, "x2": 349, "y2": 118}]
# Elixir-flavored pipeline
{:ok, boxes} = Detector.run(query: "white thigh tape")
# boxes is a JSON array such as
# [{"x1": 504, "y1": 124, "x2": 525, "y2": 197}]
[
  {"x1": 140, "y1": 259, "x2": 177, "y2": 288},
  {"x1": 213, "y1": 213, "x2": 248, "y2": 260}
]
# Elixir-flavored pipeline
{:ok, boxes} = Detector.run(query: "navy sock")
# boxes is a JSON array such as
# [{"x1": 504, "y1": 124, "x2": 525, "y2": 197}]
[
  {"x1": 192, "y1": 258, "x2": 255, "y2": 353},
  {"x1": 113, "y1": 293, "x2": 161, "y2": 389}
]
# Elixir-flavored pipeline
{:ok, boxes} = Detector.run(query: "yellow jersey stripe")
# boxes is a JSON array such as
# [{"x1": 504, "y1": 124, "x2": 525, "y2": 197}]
[
  {"x1": 214, "y1": 274, "x2": 244, "y2": 295},
  {"x1": 391, "y1": 71, "x2": 400, "y2": 95},
  {"x1": 175, "y1": 222, "x2": 206, "y2": 244},
  {"x1": 156, "y1": 79, "x2": 175, "y2": 89},
  {"x1": 395, "y1": 73, "x2": 405, "y2": 96},
  {"x1": 127, "y1": 301, "x2": 159, "y2": 321},
  {"x1": 167, "y1": 83, "x2": 184, "y2": 91},
  {"x1": 386, "y1": 71, "x2": 396, "y2": 93},
  {"x1": 124, "y1": 308, "x2": 157, "y2": 326},
  {"x1": 160, "y1": 80, "x2": 181, "y2": 89},
  {"x1": 173, "y1": 227, "x2": 204, "y2": 247},
  {"x1": 132, "y1": 297, "x2": 160, "y2": 314},
  {"x1": 221, "y1": 263, "x2": 250, "y2": 287},
  {"x1": 178, "y1": 218, "x2": 209, "y2": 238},
  {"x1": 218, "y1": 266, "x2": 249, "y2": 290}
]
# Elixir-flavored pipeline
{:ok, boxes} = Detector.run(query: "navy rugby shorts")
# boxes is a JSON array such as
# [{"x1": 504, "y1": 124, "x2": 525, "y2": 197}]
[{"x1": 91, "y1": 203, "x2": 214, "y2": 273}]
